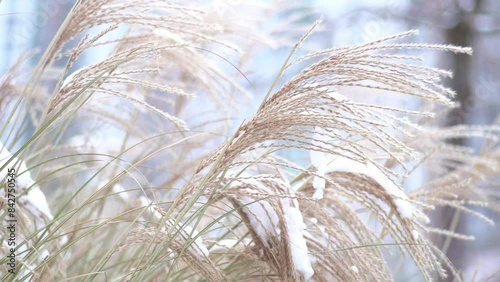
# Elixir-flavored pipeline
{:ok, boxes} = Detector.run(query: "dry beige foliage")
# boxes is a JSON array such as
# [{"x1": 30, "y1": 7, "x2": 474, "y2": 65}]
[{"x1": 0, "y1": 1, "x2": 498, "y2": 282}]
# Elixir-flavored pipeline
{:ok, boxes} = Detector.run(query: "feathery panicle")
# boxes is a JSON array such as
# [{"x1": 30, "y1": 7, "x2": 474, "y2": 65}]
[
  {"x1": 183, "y1": 30, "x2": 495, "y2": 281},
  {"x1": 1, "y1": 1, "x2": 498, "y2": 281}
]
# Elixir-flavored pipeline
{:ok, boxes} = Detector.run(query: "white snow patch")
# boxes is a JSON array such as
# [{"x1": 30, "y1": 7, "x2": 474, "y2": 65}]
[
  {"x1": 233, "y1": 176, "x2": 314, "y2": 280},
  {"x1": 283, "y1": 205, "x2": 314, "y2": 280},
  {"x1": 329, "y1": 156, "x2": 414, "y2": 218},
  {"x1": 310, "y1": 217, "x2": 318, "y2": 224},
  {"x1": 312, "y1": 176, "x2": 325, "y2": 200},
  {"x1": 0, "y1": 142, "x2": 53, "y2": 220},
  {"x1": 23, "y1": 186, "x2": 53, "y2": 220},
  {"x1": 0, "y1": 143, "x2": 53, "y2": 280},
  {"x1": 412, "y1": 229, "x2": 420, "y2": 241},
  {"x1": 308, "y1": 254, "x2": 318, "y2": 264},
  {"x1": 239, "y1": 195, "x2": 280, "y2": 245},
  {"x1": 60, "y1": 66, "x2": 89, "y2": 89},
  {"x1": 310, "y1": 127, "x2": 331, "y2": 200},
  {"x1": 310, "y1": 125, "x2": 414, "y2": 218},
  {"x1": 351, "y1": 265, "x2": 359, "y2": 273},
  {"x1": 322, "y1": 155, "x2": 413, "y2": 218}
]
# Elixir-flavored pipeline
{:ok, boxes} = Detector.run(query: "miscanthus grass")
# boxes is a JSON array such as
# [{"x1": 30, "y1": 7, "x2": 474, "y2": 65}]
[{"x1": 0, "y1": 1, "x2": 498, "y2": 281}]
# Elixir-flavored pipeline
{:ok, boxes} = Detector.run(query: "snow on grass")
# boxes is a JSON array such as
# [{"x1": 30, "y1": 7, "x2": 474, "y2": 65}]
[
  {"x1": 321, "y1": 155, "x2": 414, "y2": 219},
  {"x1": 412, "y1": 229, "x2": 420, "y2": 241},
  {"x1": 230, "y1": 176, "x2": 282, "y2": 245},
  {"x1": 351, "y1": 265, "x2": 359, "y2": 273},
  {"x1": 0, "y1": 142, "x2": 53, "y2": 220},
  {"x1": 283, "y1": 203, "x2": 315, "y2": 280},
  {"x1": 1, "y1": 142, "x2": 53, "y2": 279},
  {"x1": 309, "y1": 127, "x2": 415, "y2": 219},
  {"x1": 312, "y1": 175, "x2": 325, "y2": 200},
  {"x1": 327, "y1": 155, "x2": 413, "y2": 219},
  {"x1": 239, "y1": 195, "x2": 280, "y2": 245},
  {"x1": 22, "y1": 185, "x2": 53, "y2": 220},
  {"x1": 60, "y1": 65, "x2": 89, "y2": 89},
  {"x1": 310, "y1": 127, "x2": 330, "y2": 200},
  {"x1": 233, "y1": 176, "x2": 314, "y2": 279}
]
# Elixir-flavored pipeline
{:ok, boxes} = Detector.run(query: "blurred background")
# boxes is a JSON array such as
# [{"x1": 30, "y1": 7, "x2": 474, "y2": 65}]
[{"x1": 1, "y1": 0, "x2": 498, "y2": 280}]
